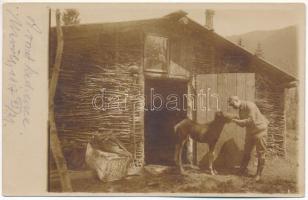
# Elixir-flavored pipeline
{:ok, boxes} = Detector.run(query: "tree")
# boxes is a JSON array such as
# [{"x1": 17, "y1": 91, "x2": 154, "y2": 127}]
[
  {"x1": 62, "y1": 9, "x2": 80, "y2": 26},
  {"x1": 255, "y1": 42, "x2": 264, "y2": 58}
]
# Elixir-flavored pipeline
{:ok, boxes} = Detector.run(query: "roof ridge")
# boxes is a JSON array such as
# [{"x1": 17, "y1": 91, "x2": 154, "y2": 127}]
[{"x1": 172, "y1": 11, "x2": 297, "y2": 81}]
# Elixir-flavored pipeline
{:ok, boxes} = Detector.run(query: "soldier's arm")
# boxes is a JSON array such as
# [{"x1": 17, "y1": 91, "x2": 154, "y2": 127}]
[
  {"x1": 232, "y1": 103, "x2": 256, "y2": 127},
  {"x1": 232, "y1": 118, "x2": 252, "y2": 127}
]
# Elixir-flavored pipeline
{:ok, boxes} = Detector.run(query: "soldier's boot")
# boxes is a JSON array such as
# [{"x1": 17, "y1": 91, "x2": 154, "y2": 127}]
[{"x1": 238, "y1": 155, "x2": 250, "y2": 176}]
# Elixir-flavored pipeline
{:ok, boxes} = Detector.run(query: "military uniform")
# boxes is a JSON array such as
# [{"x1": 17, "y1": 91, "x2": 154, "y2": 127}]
[{"x1": 235, "y1": 100, "x2": 269, "y2": 175}]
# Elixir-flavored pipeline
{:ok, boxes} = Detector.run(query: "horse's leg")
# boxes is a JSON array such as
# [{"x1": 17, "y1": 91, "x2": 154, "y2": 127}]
[
  {"x1": 208, "y1": 145, "x2": 217, "y2": 175},
  {"x1": 186, "y1": 137, "x2": 198, "y2": 169},
  {"x1": 174, "y1": 143, "x2": 180, "y2": 166},
  {"x1": 179, "y1": 139, "x2": 187, "y2": 174}
]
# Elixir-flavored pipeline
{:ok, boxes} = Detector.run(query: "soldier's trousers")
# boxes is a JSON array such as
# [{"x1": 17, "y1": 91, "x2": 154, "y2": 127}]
[{"x1": 240, "y1": 129, "x2": 267, "y2": 172}]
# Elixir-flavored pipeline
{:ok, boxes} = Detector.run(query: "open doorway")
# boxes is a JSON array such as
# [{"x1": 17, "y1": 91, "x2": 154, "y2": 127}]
[{"x1": 144, "y1": 78, "x2": 187, "y2": 165}]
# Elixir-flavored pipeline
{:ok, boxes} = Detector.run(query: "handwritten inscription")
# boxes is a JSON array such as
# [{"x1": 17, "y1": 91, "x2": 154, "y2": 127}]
[{"x1": 4, "y1": 8, "x2": 42, "y2": 133}]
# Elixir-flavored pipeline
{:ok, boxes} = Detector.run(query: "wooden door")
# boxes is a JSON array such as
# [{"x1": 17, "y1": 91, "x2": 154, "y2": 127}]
[{"x1": 195, "y1": 73, "x2": 255, "y2": 170}]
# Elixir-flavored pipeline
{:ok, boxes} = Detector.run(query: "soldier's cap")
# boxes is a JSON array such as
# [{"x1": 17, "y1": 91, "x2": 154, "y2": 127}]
[{"x1": 228, "y1": 96, "x2": 240, "y2": 103}]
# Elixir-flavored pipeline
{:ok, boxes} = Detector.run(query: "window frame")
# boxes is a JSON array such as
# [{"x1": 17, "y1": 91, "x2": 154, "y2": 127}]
[{"x1": 143, "y1": 33, "x2": 170, "y2": 73}]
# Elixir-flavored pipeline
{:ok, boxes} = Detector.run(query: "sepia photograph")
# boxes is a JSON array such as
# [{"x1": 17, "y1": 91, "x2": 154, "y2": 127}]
[
  {"x1": 47, "y1": 3, "x2": 304, "y2": 195},
  {"x1": 2, "y1": 2, "x2": 305, "y2": 197}
]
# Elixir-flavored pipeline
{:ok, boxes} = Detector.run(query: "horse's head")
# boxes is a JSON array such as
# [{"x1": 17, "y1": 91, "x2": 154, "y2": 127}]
[{"x1": 214, "y1": 111, "x2": 237, "y2": 123}]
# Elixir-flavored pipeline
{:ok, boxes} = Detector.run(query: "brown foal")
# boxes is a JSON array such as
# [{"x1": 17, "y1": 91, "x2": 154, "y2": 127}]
[{"x1": 174, "y1": 111, "x2": 235, "y2": 175}]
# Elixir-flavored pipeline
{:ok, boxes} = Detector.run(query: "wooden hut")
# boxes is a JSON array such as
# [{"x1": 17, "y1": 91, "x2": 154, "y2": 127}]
[{"x1": 49, "y1": 10, "x2": 296, "y2": 174}]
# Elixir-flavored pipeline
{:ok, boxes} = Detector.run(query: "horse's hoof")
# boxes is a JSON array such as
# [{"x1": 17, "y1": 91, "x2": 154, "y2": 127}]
[
  {"x1": 189, "y1": 165, "x2": 200, "y2": 170},
  {"x1": 255, "y1": 175, "x2": 261, "y2": 182},
  {"x1": 180, "y1": 170, "x2": 188, "y2": 176},
  {"x1": 209, "y1": 169, "x2": 217, "y2": 175}
]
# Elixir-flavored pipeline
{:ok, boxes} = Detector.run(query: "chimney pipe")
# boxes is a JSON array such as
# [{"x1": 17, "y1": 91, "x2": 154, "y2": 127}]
[{"x1": 205, "y1": 9, "x2": 215, "y2": 31}]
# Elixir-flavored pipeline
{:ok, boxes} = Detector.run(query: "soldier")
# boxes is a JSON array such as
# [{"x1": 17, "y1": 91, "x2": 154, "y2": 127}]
[{"x1": 228, "y1": 96, "x2": 269, "y2": 181}]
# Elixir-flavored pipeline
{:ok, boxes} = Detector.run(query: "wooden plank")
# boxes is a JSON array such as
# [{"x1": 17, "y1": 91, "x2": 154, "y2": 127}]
[
  {"x1": 245, "y1": 73, "x2": 255, "y2": 101},
  {"x1": 195, "y1": 74, "x2": 217, "y2": 164},
  {"x1": 195, "y1": 75, "x2": 208, "y2": 163},
  {"x1": 49, "y1": 10, "x2": 72, "y2": 192},
  {"x1": 187, "y1": 78, "x2": 197, "y2": 164},
  {"x1": 217, "y1": 73, "x2": 236, "y2": 113},
  {"x1": 194, "y1": 73, "x2": 256, "y2": 169},
  {"x1": 196, "y1": 74, "x2": 207, "y2": 124},
  {"x1": 235, "y1": 73, "x2": 247, "y2": 149},
  {"x1": 244, "y1": 73, "x2": 257, "y2": 165},
  {"x1": 236, "y1": 73, "x2": 246, "y2": 101},
  {"x1": 215, "y1": 74, "x2": 239, "y2": 167},
  {"x1": 205, "y1": 74, "x2": 218, "y2": 121}
]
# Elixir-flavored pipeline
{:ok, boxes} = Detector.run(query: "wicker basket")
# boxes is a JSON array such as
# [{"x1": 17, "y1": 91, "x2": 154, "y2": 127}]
[{"x1": 85, "y1": 143, "x2": 131, "y2": 182}]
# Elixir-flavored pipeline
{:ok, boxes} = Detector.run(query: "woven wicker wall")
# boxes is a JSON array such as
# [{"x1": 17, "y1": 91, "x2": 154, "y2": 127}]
[
  {"x1": 255, "y1": 72, "x2": 286, "y2": 156},
  {"x1": 50, "y1": 25, "x2": 145, "y2": 170}
]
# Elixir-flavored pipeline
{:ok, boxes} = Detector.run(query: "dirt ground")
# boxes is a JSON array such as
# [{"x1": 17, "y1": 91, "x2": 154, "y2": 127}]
[{"x1": 50, "y1": 130, "x2": 300, "y2": 194}]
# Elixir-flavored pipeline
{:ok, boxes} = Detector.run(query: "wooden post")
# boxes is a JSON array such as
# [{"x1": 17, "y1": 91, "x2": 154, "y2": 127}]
[
  {"x1": 139, "y1": 31, "x2": 145, "y2": 167},
  {"x1": 131, "y1": 76, "x2": 137, "y2": 163},
  {"x1": 283, "y1": 88, "x2": 288, "y2": 157},
  {"x1": 186, "y1": 37, "x2": 198, "y2": 165},
  {"x1": 49, "y1": 9, "x2": 72, "y2": 192},
  {"x1": 187, "y1": 74, "x2": 197, "y2": 165}
]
